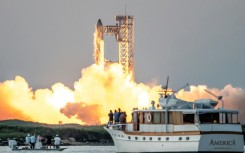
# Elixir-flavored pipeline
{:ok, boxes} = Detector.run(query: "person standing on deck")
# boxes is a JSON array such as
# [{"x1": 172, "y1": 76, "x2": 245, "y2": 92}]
[
  {"x1": 46, "y1": 134, "x2": 52, "y2": 149},
  {"x1": 114, "y1": 110, "x2": 119, "y2": 124},
  {"x1": 119, "y1": 112, "x2": 127, "y2": 130},
  {"x1": 34, "y1": 135, "x2": 42, "y2": 149},
  {"x1": 54, "y1": 135, "x2": 61, "y2": 149},
  {"x1": 108, "y1": 110, "x2": 114, "y2": 125},
  {"x1": 117, "y1": 108, "x2": 122, "y2": 124},
  {"x1": 25, "y1": 134, "x2": 31, "y2": 148},
  {"x1": 30, "y1": 134, "x2": 36, "y2": 149}
]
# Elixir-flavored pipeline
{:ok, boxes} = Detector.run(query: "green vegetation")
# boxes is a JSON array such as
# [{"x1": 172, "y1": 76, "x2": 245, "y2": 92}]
[{"x1": 0, "y1": 119, "x2": 112, "y2": 145}]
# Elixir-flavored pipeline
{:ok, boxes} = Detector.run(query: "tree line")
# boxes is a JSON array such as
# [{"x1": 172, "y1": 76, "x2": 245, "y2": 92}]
[{"x1": 0, "y1": 120, "x2": 112, "y2": 146}]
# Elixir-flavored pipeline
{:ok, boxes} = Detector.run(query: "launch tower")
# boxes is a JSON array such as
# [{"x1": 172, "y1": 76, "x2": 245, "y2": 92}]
[{"x1": 94, "y1": 16, "x2": 134, "y2": 81}]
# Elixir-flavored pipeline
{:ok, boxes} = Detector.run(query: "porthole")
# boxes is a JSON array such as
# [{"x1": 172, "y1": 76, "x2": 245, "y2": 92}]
[
  {"x1": 158, "y1": 137, "x2": 161, "y2": 141},
  {"x1": 166, "y1": 137, "x2": 169, "y2": 141},
  {"x1": 149, "y1": 137, "x2": 152, "y2": 140},
  {"x1": 135, "y1": 137, "x2": 138, "y2": 140},
  {"x1": 128, "y1": 136, "x2": 131, "y2": 140},
  {"x1": 179, "y1": 137, "x2": 182, "y2": 140},
  {"x1": 186, "y1": 137, "x2": 189, "y2": 140},
  {"x1": 143, "y1": 137, "x2": 146, "y2": 140}
]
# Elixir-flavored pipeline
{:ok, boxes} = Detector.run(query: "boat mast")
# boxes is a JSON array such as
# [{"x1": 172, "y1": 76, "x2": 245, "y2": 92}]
[{"x1": 161, "y1": 80, "x2": 189, "y2": 132}]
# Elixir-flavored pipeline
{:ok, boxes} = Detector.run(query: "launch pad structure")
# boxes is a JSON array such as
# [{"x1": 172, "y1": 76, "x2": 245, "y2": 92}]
[{"x1": 94, "y1": 15, "x2": 135, "y2": 81}]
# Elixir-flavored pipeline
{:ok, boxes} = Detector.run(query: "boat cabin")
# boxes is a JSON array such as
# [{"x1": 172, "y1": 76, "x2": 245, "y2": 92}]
[{"x1": 129, "y1": 109, "x2": 239, "y2": 132}]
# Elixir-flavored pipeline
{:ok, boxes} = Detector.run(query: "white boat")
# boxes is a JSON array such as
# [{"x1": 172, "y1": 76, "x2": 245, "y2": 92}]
[{"x1": 104, "y1": 83, "x2": 244, "y2": 153}]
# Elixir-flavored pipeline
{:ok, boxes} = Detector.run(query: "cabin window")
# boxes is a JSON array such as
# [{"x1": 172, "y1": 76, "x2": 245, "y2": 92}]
[
  {"x1": 199, "y1": 112, "x2": 239, "y2": 124},
  {"x1": 168, "y1": 112, "x2": 174, "y2": 124},
  {"x1": 173, "y1": 112, "x2": 183, "y2": 124},
  {"x1": 224, "y1": 113, "x2": 239, "y2": 124},
  {"x1": 139, "y1": 112, "x2": 144, "y2": 124},
  {"x1": 161, "y1": 112, "x2": 166, "y2": 124},
  {"x1": 199, "y1": 113, "x2": 219, "y2": 124},
  {"x1": 183, "y1": 114, "x2": 195, "y2": 124},
  {"x1": 160, "y1": 112, "x2": 173, "y2": 124},
  {"x1": 226, "y1": 113, "x2": 232, "y2": 123},
  {"x1": 220, "y1": 113, "x2": 225, "y2": 123},
  {"x1": 232, "y1": 113, "x2": 238, "y2": 123},
  {"x1": 133, "y1": 112, "x2": 140, "y2": 131},
  {"x1": 153, "y1": 112, "x2": 161, "y2": 124}
]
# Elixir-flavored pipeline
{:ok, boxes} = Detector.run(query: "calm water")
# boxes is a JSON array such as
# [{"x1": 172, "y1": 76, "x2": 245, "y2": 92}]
[
  {"x1": 0, "y1": 146, "x2": 116, "y2": 153},
  {"x1": 0, "y1": 146, "x2": 244, "y2": 153}
]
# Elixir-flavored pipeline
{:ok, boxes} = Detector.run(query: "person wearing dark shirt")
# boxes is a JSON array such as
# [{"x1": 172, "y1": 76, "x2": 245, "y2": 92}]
[
  {"x1": 108, "y1": 110, "x2": 114, "y2": 125},
  {"x1": 46, "y1": 135, "x2": 52, "y2": 149},
  {"x1": 114, "y1": 110, "x2": 119, "y2": 124}
]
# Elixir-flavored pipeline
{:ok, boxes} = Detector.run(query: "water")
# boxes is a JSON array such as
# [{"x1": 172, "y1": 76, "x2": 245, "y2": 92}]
[
  {"x1": 0, "y1": 146, "x2": 244, "y2": 153},
  {"x1": 0, "y1": 146, "x2": 116, "y2": 153}
]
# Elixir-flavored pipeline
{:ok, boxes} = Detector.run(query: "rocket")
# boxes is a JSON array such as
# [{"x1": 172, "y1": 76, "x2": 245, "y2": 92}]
[
  {"x1": 96, "y1": 19, "x2": 104, "y2": 40},
  {"x1": 94, "y1": 19, "x2": 104, "y2": 65}
]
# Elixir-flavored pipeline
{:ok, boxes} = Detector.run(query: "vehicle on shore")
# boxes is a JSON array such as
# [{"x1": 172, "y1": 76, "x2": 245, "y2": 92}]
[{"x1": 104, "y1": 81, "x2": 244, "y2": 153}]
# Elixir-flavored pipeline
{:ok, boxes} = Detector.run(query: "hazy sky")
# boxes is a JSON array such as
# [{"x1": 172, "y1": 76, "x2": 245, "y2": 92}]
[{"x1": 1, "y1": 0, "x2": 245, "y2": 90}]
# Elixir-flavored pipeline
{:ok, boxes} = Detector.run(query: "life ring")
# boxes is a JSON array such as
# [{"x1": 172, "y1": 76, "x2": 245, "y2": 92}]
[{"x1": 146, "y1": 113, "x2": 152, "y2": 123}]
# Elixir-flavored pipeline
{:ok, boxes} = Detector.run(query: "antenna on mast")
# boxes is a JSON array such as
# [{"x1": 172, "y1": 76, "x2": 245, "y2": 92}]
[
  {"x1": 204, "y1": 89, "x2": 224, "y2": 109},
  {"x1": 125, "y1": 4, "x2": 127, "y2": 16}
]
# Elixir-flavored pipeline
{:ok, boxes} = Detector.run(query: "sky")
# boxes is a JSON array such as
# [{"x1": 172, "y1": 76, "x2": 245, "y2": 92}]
[
  {"x1": 0, "y1": 1, "x2": 245, "y2": 124},
  {"x1": 1, "y1": 0, "x2": 245, "y2": 90}
]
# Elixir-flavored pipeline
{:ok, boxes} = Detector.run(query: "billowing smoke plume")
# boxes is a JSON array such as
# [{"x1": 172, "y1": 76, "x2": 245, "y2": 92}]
[
  {"x1": 60, "y1": 102, "x2": 101, "y2": 125},
  {"x1": 0, "y1": 77, "x2": 33, "y2": 121},
  {"x1": 1, "y1": 65, "x2": 245, "y2": 124},
  {"x1": 0, "y1": 63, "x2": 150, "y2": 125},
  {"x1": 61, "y1": 63, "x2": 156, "y2": 124},
  {"x1": 0, "y1": 64, "x2": 156, "y2": 124}
]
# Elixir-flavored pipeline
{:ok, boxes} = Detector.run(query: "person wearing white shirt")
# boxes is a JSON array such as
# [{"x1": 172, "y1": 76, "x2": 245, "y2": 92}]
[{"x1": 54, "y1": 135, "x2": 61, "y2": 149}]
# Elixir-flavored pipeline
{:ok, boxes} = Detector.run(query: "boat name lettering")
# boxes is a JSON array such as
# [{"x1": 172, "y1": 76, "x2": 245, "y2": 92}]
[{"x1": 209, "y1": 139, "x2": 236, "y2": 146}]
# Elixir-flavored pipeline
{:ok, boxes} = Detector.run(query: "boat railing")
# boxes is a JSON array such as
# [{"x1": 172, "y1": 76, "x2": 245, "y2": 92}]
[{"x1": 107, "y1": 123, "x2": 127, "y2": 131}]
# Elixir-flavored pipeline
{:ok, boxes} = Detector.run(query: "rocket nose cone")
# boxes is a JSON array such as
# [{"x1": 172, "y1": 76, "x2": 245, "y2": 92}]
[{"x1": 97, "y1": 19, "x2": 103, "y2": 27}]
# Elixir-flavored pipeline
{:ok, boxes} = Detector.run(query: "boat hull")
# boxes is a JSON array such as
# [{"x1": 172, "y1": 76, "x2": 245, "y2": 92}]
[{"x1": 104, "y1": 127, "x2": 244, "y2": 153}]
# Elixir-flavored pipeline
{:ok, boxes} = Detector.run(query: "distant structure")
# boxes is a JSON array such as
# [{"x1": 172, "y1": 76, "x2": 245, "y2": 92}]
[{"x1": 94, "y1": 15, "x2": 135, "y2": 81}]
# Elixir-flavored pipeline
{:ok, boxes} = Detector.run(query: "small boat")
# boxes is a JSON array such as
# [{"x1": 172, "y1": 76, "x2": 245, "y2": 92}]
[
  {"x1": 9, "y1": 134, "x2": 66, "y2": 151},
  {"x1": 104, "y1": 81, "x2": 244, "y2": 153},
  {"x1": 12, "y1": 147, "x2": 67, "y2": 151},
  {"x1": 8, "y1": 140, "x2": 66, "y2": 151}
]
